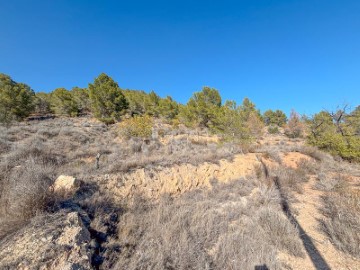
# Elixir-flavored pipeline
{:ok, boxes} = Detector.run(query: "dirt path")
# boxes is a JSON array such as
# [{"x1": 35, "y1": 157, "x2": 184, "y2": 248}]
[{"x1": 280, "y1": 177, "x2": 360, "y2": 270}]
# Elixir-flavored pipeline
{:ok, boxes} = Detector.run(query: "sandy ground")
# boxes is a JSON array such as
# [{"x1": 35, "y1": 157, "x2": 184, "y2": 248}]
[
  {"x1": 278, "y1": 176, "x2": 360, "y2": 270},
  {"x1": 279, "y1": 154, "x2": 360, "y2": 270}
]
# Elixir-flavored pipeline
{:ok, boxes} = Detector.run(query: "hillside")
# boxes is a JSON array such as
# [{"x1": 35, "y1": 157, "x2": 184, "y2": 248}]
[
  {"x1": 2, "y1": 1, "x2": 360, "y2": 269},
  {"x1": 0, "y1": 116, "x2": 359, "y2": 269}
]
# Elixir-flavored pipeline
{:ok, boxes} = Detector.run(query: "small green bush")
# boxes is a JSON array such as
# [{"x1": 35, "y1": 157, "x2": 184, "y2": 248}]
[
  {"x1": 268, "y1": 125, "x2": 279, "y2": 134},
  {"x1": 118, "y1": 115, "x2": 154, "y2": 139}
]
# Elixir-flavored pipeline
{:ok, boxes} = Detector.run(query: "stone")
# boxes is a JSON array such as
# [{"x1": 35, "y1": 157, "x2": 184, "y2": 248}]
[
  {"x1": 53, "y1": 175, "x2": 80, "y2": 194},
  {"x1": 0, "y1": 211, "x2": 92, "y2": 270}
]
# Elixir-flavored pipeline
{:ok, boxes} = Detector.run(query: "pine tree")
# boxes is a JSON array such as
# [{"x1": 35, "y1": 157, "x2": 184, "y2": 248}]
[
  {"x1": 183, "y1": 86, "x2": 222, "y2": 128},
  {"x1": 89, "y1": 73, "x2": 128, "y2": 123},
  {"x1": 51, "y1": 88, "x2": 79, "y2": 116},
  {"x1": 0, "y1": 73, "x2": 35, "y2": 123}
]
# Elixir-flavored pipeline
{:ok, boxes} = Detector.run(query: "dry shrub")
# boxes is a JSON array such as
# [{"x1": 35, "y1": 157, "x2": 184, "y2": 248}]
[
  {"x1": 36, "y1": 127, "x2": 60, "y2": 139},
  {"x1": 0, "y1": 136, "x2": 64, "y2": 239},
  {"x1": 106, "y1": 138, "x2": 235, "y2": 174},
  {"x1": 0, "y1": 160, "x2": 56, "y2": 239},
  {"x1": 297, "y1": 159, "x2": 319, "y2": 174},
  {"x1": 295, "y1": 145, "x2": 329, "y2": 162},
  {"x1": 2, "y1": 118, "x2": 241, "y2": 181},
  {"x1": 271, "y1": 166, "x2": 308, "y2": 195},
  {"x1": 0, "y1": 138, "x2": 11, "y2": 154},
  {"x1": 257, "y1": 206, "x2": 304, "y2": 257},
  {"x1": 114, "y1": 179, "x2": 303, "y2": 270},
  {"x1": 263, "y1": 149, "x2": 282, "y2": 164},
  {"x1": 315, "y1": 173, "x2": 348, "y2": 192},
  {"x1": 284, "y1": 110, "x2": 304, "y2": 139},
  {"x1": 247, "y1": 111, "x2": 265, "y2": 138},
  {"x1": 321, "y1": 190, "x2": 360, "y2": 258}
]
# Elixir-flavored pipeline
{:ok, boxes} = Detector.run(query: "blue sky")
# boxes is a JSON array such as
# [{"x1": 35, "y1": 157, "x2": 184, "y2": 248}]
[{"x1": 1, "y1": 0, "x2": 359, "y2": 115}]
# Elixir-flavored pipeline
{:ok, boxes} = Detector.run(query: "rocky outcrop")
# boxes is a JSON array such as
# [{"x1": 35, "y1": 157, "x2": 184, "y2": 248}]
[
  {"x1": 99, "y1": 153, "x2": 261, "y2": 199},
  {"x1": 0, "y1": 211, "x2": 92, "y2": 270}
]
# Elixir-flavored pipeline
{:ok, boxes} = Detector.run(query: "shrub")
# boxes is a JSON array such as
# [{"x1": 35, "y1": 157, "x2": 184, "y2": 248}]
[
  {"x1": 246, "y1": 111, "x2": 265, "y2": 138},
  {"x1": 118, "y1": 115, "x2": 154, "y2": 139},
  {"x1": 270, "y1": 166, "x2": 308, "y2": 195},
  {"x1": 0, "y1": 160, "x2": 55, "y2": 239},
  {"x1": 321, "y1": 190, "x2": 360, "y2": 258},
  {"x1": 263, "y1": 109, "x2": 287, "y2": 126},
  {"x1": 307, "y1": 108, "x2": 360, "y2": 162},
  {"x1": 285, "y1": 110, "x2": 304, "y2": 138},
  {"x1": 0, "y1": 138, "x2": 11, "y2": 154},
  {"x1": 268, "y1": 125, "x2": 279, "y2": 134},
  {"x1": 315, "y1": 173, "x2": 348, "y2": 192}
]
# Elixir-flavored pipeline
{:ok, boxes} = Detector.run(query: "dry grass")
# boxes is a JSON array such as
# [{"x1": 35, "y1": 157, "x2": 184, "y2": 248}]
[
  {"x1": 113, "y1": 178, "x2": 304, "y2": 270},
  {"x1": 0, "y1": 157, "x2": 56, "y2": 239},
  {"x1": 262, "y1": 149, "x2": 282, "y2": 164},
  {"x1": 320, "y1": 190, "x2": 360, "y2": 258},
  {"x1": 105, "y1": 138, "x2": 237, "y2": 174},
  {"x1": 270, "y1": 166, "x2": 308, "y2": 195},
  {"x1": 315, "y1": 173, "x2": 349, "y2": 192},
  {"x1": 297, "y1": 158, "x2": 319, "y2": 174},
  {"x1": 0, "y1": 117, "x2": 242, "y2": 254},
  {"x1": 294, "y1": 145, "x2": 330, "y2": 162},
  {"x1": 0, "y1": 118, "x2": 240, "y2": 178},
  {"x1": 4, "y1": 117, "x2": 359, "y2": 269}
]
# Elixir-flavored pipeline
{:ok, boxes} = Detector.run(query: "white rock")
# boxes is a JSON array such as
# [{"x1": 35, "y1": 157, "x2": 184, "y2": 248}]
[{"x1": 53, "y1": 175, "x2": 79, "y2": 193}]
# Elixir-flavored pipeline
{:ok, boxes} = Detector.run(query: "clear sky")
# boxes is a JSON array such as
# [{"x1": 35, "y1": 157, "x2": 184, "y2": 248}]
[{"x1": 1, "y1": 0, "x2": 359, "y2": 115}]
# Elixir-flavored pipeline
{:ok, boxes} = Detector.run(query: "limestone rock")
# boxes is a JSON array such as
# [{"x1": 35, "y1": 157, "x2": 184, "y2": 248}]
[
  {"x1": 53, "y1": 175, "x2": 80, "y2": 194},
  {"x1": 0, "y1": 211, "x2": 92, "y2": 270}
]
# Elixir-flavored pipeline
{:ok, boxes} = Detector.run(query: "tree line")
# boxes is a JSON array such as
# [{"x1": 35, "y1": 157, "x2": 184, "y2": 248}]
[{"x1": 1, "y1": 72, "x2": 359, "y2": 161}]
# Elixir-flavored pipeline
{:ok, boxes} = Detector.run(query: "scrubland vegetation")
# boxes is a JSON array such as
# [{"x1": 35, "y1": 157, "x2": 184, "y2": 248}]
[
  {"x1": 0, "y1": 72, "x2": 360, "y2": 269},
  {"x1": 1, "y1": 72, "x2": 359, "y2": 160}
]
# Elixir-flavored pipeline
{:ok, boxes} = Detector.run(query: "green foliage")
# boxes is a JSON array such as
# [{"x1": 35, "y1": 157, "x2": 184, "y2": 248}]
[
  {"x1": 215, "y1": 98, "x2": 264, "y2": 142},
  {"x1": 239, "y1": 98, "x2": 264, "y2": 138},
  {"x1": 215, "y1": 100, "x2": 251, "y2": 141},
  {"x1": 8, "y1": 72, "x2": 359, "y2": 164},
  {"x1": 241, "y1": 98, "x2": 261, "y2": 120},
  {"x1": 71, "y1": 87, "x2": 90, "y2": 114},
  {"x1": 307, "y1": 107, "x2": 360, "y2": 161},
  {"x1": 268, "y1": 125, "x2": 279, "y2": 134},
  {"x1": 50, "y1": 88, "x2": 79, "y2": 116},
  {"x1": 263, "y1": 109, "x2": 287, "y2": 126},
  {"x1": 34, "y1": 92, "x2": 53, "y2": 114},
  {"x1": 0, "y1": 73, "x2": 35, "y2": 124},
  {"x1": 145, "y1": 90, "x2": 160, "y2": 116},
  {"x1": 348, "y1": 106, "x2": 360, "y2": 136},
  {"x1": 158, "y1": 96, "x2": 179, "y2": 120},
  {"x1": 124, "y1": 90, "x2": 179, "y2": 121},
  {"x1": 118, "y1": 115, "x2": 154, "y2": 139},
  {"x1": 89, "y1": 73, "x2": 128, "y2": 122},
  {"x1": 181, "y1": 86, "x2": 222, "y2": 128},
  {"x1": 123, "y1": 90, "x2": 148, "y2": 116}
]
